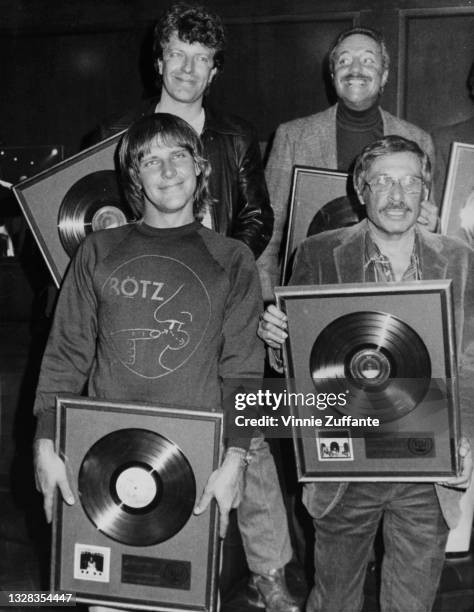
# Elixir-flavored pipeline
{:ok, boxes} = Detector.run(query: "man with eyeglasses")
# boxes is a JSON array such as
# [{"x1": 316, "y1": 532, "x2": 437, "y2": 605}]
[
  {"x1": 258, "y1": 135, "x2": 474, "y2": 612},
  {"x1": 258, "y1": 27, "x2": 437, "y2": 302}
]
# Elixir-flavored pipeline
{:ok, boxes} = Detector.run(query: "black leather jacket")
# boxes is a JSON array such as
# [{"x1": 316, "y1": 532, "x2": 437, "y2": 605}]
[{"x1": 96, "y1": 99, "x2": 273, "y2": 259}]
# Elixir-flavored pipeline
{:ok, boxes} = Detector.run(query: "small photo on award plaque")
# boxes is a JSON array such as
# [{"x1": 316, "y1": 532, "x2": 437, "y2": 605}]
[
  {"x1": 316, "y1": 430, "x2": 354, "y2": 462},
  {"x1": 275, "y1": 280, "x2": 461, "y2": 481}
]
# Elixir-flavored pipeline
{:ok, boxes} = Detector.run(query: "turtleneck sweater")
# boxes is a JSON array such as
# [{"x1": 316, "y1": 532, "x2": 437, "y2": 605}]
[{"x1": 336, "y1": 101, "x2": 384, "y2": 172}]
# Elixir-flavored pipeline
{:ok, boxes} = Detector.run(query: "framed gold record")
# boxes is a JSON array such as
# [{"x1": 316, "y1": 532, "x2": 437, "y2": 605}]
[
  {"x1": 275, "y1": 280, "x2": 461, "y2": 481},
  {"x1": 52, "y1": 396, "x2": 222, "y2": 611},
  {"x1": 281, "y1": 166, "x2": 361, "y2": 284},
  {"x1": 13, "y1": 132, "x2": 135, "y2": 287},
  {"x1": 440, "y1": 142, "x2": 474, "y2": 242}
]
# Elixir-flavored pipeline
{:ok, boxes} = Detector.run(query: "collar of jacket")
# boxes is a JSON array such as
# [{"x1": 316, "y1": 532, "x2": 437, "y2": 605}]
[
  {"x1": 140, "y1": 97, "x2": 241, "y2": 137},
  {"x1": 201, "y1": 105, "x2": 244, "y2": 136},
  {"x1": 332, "y1": 220, "x2": 449, "y2": 283},
  {"x1": 302, "y1": 103, "x2": 384, "y2": 168}
]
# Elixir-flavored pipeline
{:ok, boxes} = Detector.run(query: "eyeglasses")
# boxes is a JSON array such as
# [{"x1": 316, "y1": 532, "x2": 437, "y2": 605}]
[{"x1": 364, "y1": 174, "x2": 425, "y2": 195}]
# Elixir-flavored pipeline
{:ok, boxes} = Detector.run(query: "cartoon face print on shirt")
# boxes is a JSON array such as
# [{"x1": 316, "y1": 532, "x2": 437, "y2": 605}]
[{"x1": 101, "y1": 255, "x2": 211, "y2": 378}]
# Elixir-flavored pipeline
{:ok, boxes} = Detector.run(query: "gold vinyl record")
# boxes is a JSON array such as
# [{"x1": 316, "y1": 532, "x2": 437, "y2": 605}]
[
  {"x1": 58, "y1": 170, "x2": 134, "y2": 257},
  {"x1": 78, "y1": 428, "x2": 196, "y2": 547},
  {"x1": 310, "y1": 311, "x2": 431, "y2": 422}
]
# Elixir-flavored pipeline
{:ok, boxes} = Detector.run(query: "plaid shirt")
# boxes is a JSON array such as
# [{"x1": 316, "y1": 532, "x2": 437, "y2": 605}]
[{"x1": 364, "y1": 230, "x2": 422, "y2": 282}]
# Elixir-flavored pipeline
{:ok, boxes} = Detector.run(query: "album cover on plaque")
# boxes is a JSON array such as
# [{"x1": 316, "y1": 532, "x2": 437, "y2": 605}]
[
  {"x1": 281, "y1": 166, "x2": 362, "y2": 283},
  {"x1": 440, "y1": 142, "x2": 474, "y2": 243},
  {"x1": 13, "y1": 131, "x2": 135, "y2": 287},
  {"x1": 275, "y1": 281, "x2": 460, "y2": 481},
  {"x1": 52, "y1": 396, "x2": 222, "y2": 611}
]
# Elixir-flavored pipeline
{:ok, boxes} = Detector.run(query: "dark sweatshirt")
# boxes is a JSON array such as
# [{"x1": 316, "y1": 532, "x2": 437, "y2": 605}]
[{"x1": 33, "y1": 221, "x2": 264, "y2": 448}]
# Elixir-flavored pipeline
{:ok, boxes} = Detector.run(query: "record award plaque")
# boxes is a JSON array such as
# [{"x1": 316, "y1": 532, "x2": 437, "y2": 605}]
[
  {"x1": 275, "y1": 280, "x2": 461, "y2": 481},
  {"x1": 281, "y1": 166, "x2": 353, "y2": 283},
  {"x1": 13, "y1": 132, "x2": 135, "y2": 287},
  {"x1": 52, "y1": 396, "x2": 222, "y2": 611}
]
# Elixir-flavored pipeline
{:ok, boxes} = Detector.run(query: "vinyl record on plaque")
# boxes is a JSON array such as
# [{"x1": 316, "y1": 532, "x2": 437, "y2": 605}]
[
  {"x1": 310, "y1": 311, "x2": 431, "y2": 422},
  {"x1": 58, "y1": 170, "x2": 133, "y2": 257},
  {"x1": 78, "y1": 428, "x2": 196, "y2": 546}
]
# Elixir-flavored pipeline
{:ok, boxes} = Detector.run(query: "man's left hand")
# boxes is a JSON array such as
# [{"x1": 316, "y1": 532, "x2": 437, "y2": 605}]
[
  {"x1": 417, "y1": 200, "x2": 439, "y2": 232},
  {"x1": 193, "y1": 451, "x2": 244, "y2": 537},
  {"x1": 439, "y1": 436, "x2": 473, "y2": 489}
]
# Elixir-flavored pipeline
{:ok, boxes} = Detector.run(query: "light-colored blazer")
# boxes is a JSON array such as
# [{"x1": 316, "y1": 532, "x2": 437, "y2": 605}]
[
  {"x1": 291, "y1": 220, "x2": 474, "y2": 529},
  {"x1": 258, "y1": 103, "x2": 435, "y2": 301}
]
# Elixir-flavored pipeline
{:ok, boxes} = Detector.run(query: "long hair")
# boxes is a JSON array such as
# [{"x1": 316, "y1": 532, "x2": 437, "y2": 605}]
[{"x1": 118, "y1": 113, "x2": 213, "y2": 219}]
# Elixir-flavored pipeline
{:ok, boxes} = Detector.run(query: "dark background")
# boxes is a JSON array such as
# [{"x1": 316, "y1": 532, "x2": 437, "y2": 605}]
[{"x1": 0, "y1": 0, "x2": 472, "y2": 157}]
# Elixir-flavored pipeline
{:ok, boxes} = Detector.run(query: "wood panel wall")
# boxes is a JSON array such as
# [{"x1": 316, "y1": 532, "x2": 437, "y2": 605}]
[
  {"x1": 398, "y1": 7, "x2": 474, "y2": 131},
  {"x1": 0, "y1": 0, "x2": 472, "y2": 156}
]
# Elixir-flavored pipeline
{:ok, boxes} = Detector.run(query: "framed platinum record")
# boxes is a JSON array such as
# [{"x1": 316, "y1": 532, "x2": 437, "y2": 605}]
[
  {"x1": 275, "y1": 280, "x2": 461, "y2": 481},
  {"x1": 13, "y1": 131, "x2": 134, "y2": 287},
  {"x1": 281, "y1": 166, "x2": 352, "y2": 284},
  {"x1": 51, "y1": 395, "x2": 222, "y2": 611}
]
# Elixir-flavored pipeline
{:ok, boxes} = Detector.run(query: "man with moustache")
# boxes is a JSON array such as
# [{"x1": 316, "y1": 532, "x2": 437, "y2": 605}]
[
  {"x1": 96, "y1": 2, "x2": 273, "y2": 261},
  {"x1": 258, "y1": 27, "x2": 436, "y2": 302},
  {"x1": 258, "y1": 135, "x2": 474, "y2": 612}
]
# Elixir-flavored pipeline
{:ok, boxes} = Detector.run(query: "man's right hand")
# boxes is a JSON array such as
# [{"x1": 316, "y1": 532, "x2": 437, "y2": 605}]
[
  {"x1": 257, "y1": 304, "x2": 288, "y2": 349},
  {"x1": 34, "y1": 438, "x2": 74, "y2": 523}
]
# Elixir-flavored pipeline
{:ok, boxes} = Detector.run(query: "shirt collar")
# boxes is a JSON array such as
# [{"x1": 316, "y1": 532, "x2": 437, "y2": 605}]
[{"x1": 364, "y1": 227, "x2": 421, "y2": 282}]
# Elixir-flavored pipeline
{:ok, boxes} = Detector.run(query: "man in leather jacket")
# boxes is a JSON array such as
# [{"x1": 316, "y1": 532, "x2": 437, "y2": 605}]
[
  {"x1": 88, "y1": 5, "x2": 296, "y2": 611},
  {"x1": 94, "y1": 2, "x2": 273, "y2": 260}
]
